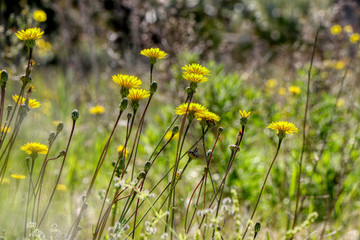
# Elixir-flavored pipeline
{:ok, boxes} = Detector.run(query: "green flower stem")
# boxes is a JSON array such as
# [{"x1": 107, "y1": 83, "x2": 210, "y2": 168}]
[
  {"x1": 39, "y1": 119, "x2": 77, "y2": 227},
  {"x1": 0, "y1": 86, "x2": 6, "y2": 132},
  {"x1": 242, "y1": 138, "x2": 283, "y2": 239}
]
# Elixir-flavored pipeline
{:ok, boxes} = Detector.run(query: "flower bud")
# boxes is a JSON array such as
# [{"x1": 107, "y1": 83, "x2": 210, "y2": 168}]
[
  {"x1": 72, "y1": 109, "x2": 79, "y2": 121},
  {"x1": 217, "y1": 127, "x2": 223, "y2": 133},
  {"x1": 137, "y1": 171, "x2": 146, "y2": 180},
  {"x1": 120, "y1": 98, "x2": 128, "y2": 111},
  {"x1": 127, "y1": 112, "x2": 132, "y2": 120},
  {"x1": 255, "y1": 222, "x2": 261, "y2": 234},
  {"x1": 1, "y1": 70, "x2": 8, "y2": 87},
  {"x1": 172, "y1": 125, "x2": 179, "y2": 135},
  {"x1": 59, "y1": 150, "x2": 66, "y2": 157},
  {"x1": 48, "y1": 131, "x2": 56, "y2": 143},
  {"x1": 56, "y1": 122, "x2": 64, "y2": 133},
  {"x1": 188, "y1": 147, "x2": 199, "y2": 160},
  {"x1": 150, "y1": 81, "x2": 158, "y2": 94},
  {"x1": 206, "y1": 150, "x2": 212, "y2": 158},
  {"x1": 144, "y1": 161, "x2": 151, "y2": 173},
  {"x1": 229, "y1": 144, "x2": 240, "y2": 152},
  {"x1": 7, "y1": 105, "x2": 12, "y2": 113}
]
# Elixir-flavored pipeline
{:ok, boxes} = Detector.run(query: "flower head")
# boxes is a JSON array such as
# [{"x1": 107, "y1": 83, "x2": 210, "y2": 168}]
[
  {"x1": 344, "y1": 25, "x2": 353, "y2": 33},
  {"x1": 197, "y1": 110, "x2": 220, "y2": 124},
  {"x1": 289, "y1": 86, "x2": 301, "y2": 95},
  {"x1": 113, "y1": 74, "x2": 142, "y2": 98},
  {"x1": 33, "y1": 10, "x2": 47, "y2": 22},
  {"x1": 265, "y1": 78, "x2": 277, "y2": 89},
  {"x1": 11, "y1": 174, "x2": 26, "y2": 180},
  {"x1": 89, "y1": 105, "x2": 105, "y2": 115},
  {"x1": 56, "y1": 184, "x2": 67, "y2": 192},
  {"x1": 15, "y1": 28, "x2": 44, "y2": 48},
  {"x1": 182, "y1": 64, "x2": 210, "y2": 76},
  {"x1": 330, "y1": 25, "x2": 342, "y2": 35},
  {"x1": 117, "y1": 145, "x2": 128, "y2": 158},
  {"x1": 127, "y1": 88, "x2": 150, "y2": 102},
  {"x1": 175, "y1": 103, "x2": 208, "y2": 121},
  {"x1": 267, "y1": 121, "x2": 298, "y2": 139},
  {"x1": 165, "y1": 131, "x2": 179, "y2": 141},
  {"x1": 141, "y1": 48, "x2": 167, "y2": 64},
  {"x1": 12, "y1": 95, "x2": 41, "y2": 108},
  {"x1": 349, "y1": 33, "x2": 360, "y2": 43},
  {"x1": 239, "y1": 110, "x2": 251, "y2": 126},
  {"x1": 21, "y1": 142, "x2": 48, "y2": 155},
  {"x1": 183, "y1": 73, "x2": 208, "y2": 83}
]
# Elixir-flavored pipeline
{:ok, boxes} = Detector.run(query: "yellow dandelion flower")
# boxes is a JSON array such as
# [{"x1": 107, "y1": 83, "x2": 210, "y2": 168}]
[
  {"x1": 175, "y1": 103, "x2": 208, "y2": 120},
  {"x1": 344, "y1": 25, "x2": 353, "y2": 33},
  {"x1": 12, "y1": 94, "x2": 41, "y2": 108},
  {"x1": 21, "y1": 142, "x2": 48, "y2": 155},
  {"x1": 335, "y1": 60, "x2": 345, "y2": 70},
  {"x1": 197, "y1": 110, "x2": 220, "y2": 122},
  {"x1": 117, "y1": 145, "x2": 128, "y2": 158},
  {"x1": 165, "y1": 131, "x2": 179, "y2": 141},
  {"x1": 10, "y1": 174, "x2": 26, "y2": 180},
  {"x1": 265, "y1": 78, "x2": 277, "y2": 89},
  {"x1": 289, "y1": 86, "x2": 301, "y2": 95},
  {"x1": 182, "y1": 63, "x2": 210, "y2": 76},
  {"x1": 56, "y1": 184, "x2": 67, "y2": 192},
  {"x1": 183, "y1": 73, "x2": 208, "y2": 83},
  {"x1": 89, "y1": 105, "x2": 105, "y2": 115},
  {"x1": 267, "y1": 121, "x2": 298, "y2": 138},
  {"x1": 330, "y1": 24, "x2": 342, "y2": 35},
  {"x1": 33, "y1": 10, "x2": 47, "y2": 22},
  {"x1": 112, "y1": 74, "x2": 142, "y2": 89},
  {"x1": 1, "y1": 126, "x2": 10, "y2": 133},
  {"x1": 239, "y1": 110, "x2": 251, "y2": 119},
  {"x1": 15, "y1": 27, "x2": 44, "y2": 41},
  {"x1": 140, "y1": 48, "x2": 167, "y2": 64},
  {"x1": 278, "y1": 87, "x2": 286, "y2": 96},
  {"x1": 127, "y1": 88, "x2": 150, "y2": 101},
  {"x1": 349, "y1": 33, "x2": 360, "y2": 43}
]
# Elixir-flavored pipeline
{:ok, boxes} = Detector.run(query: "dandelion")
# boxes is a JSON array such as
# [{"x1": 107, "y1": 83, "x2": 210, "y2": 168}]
[
  {"x1": 182, "y1": 63, "x2": 210, "y2": 76},
  {"x1": 175, "y1": 103, "x2": 208, "y2": 121},
  {"x1": 344, "y1": 25, "x2": 353, "y2": 33},
  {"x1": 12, "y1": 95, "x2": 41, "y2": 108},
  {"x1": 15, "y1": 27, "x2": 44, "y2": 48},
  {"x1": 89, "y1": 105, "x2": 105, "y2": 115},
  {"x1": 10, "y1": 174, "x2": 26, "y2": 180},
  {"x1": 265, "y1": 78, "x2": 277, "y2": 88},
  {"x1": 267, "y1": 121, "x2": 298, "y2": 138},
  {"x1": 21, "y1": 142, "x2": 48, "y2": 155},
  {"x1": 335, "y1": 60, "x2": 345, "y2": 70},
  {"x1": 117, "y1": 145, "x2": 128, "y2": 158},
  {"x1": 141, "y1": 48, "x2": 167, "y2": 64},
  {"x1": 239, "y1": 110, "x2": 251, "y2": 119},
  {"x1": 33, "y1": 10, "x2": 47, "y2": 22},
  {"x1": 183, "y1": 73, "x2": 208, "y2": 83},
  {"x1": 1, "y1": 126, "x2": 10, "y2": 133},
  {"x1": 56, "y1": 184, "x2": 67, "y2": 192},
  {"x1": 289, "y1": 86, "x2": 301, "y2": 95},
  {"x1": 330, "y1": 24, "x2": 342, "y2": 35},
  {"x1": 197, "y1": 110, "x2": 220, "y2": 123},
  {"x1": 349, "y1": 33, "x2": 360, "y2": 43},
  {"x1": 165, "y1": 131, "x2": 179, "y2": 141},
  {"x1": 112, "y1": 74, "x2": 142, "y2": 98},
  {"x1": 127, "y1": 88, "x2": 150, "y2": 111}
]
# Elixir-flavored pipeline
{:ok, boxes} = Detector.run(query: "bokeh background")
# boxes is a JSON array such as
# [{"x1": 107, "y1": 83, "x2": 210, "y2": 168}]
[{"x1": 1, "y1": 0, "x2": 360, "y2": 239}]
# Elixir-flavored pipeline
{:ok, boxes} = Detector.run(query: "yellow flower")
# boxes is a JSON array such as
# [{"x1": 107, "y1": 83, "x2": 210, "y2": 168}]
[
  {"x1": 33, "y1": 10, "x2": 47, "y2": 22},
  {"x1": 21, "y1": 142, "x2": 48, "y2": 155},
  {"x1": 127, "y1": 88, "x2": 150, "y2": 101},
  {"x1": 89, "y1": 105, "x2": 105, "y2": 115},
  {"x1": 182, "y1": 64, "x2": 210, "y2": 76},
  {"x1": 344, "y1": 25, "x2": 353, "y2": 33},
  {"x1": 15, "y1": 27, "x2": 44, "y2": 41},
  {"x1": 1, "y1": 126, "x2": 10, "y2": 133},
  {"x1": 183, "y1": 73, "x2": 208, "y2": 83},
  {"x1": 278, "y1": 87, "x2": 286, "y2": 96},
  {"x1": 267, "y1": 121, "x2": 298, "y2": 137},
  {"x1": 336, "y1": 98, "x2": 345, "y2": 107},
  {"x1": 10, "y1": 174, "x2": 26, "y2": 180},
  {"x1": 12, "y1": 94, "x2": 41, "y2": 108},
  {"x1": 165, "y1": 131, "x2": 179, "y2": 141},
  {"x1": 289, "y1": 86, "x2": 301, "y2": 95},
  {"x1": 349, "y1": 33, "x2": 360, "y2": 43},
  {"x1": 335, "y1": 60, "x2": 345, "y2": 70},
  {"x1": 197, "y1": 110, "x2": 220, "y2": 123},
  {"x1": 117, "y1": 145, "x2": 128, "y2": 158},
  {"x1": 239, "y1": 110, "x2": 251, "y2": 119},
  {"x1": 112, "y1": 74, "x2": 142, "y2": 89},
  {"x1": 140, "y1": 48, "x2": 167, "y2": 64},
  {"x1": 330, "y1": 24, "x2": 342, "y2": 35},
  {"x1": 56, "y1": 184, "x2": 67, "y2": 192},
  {"x1": 265, "y1": 78, "x2": 277, "y2": 89},
  {"x1": 175, "y1": 103, "x2": 208, "y2": 120}
]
